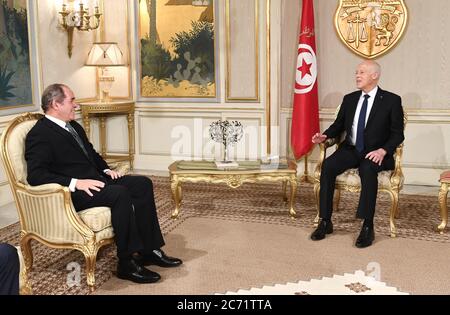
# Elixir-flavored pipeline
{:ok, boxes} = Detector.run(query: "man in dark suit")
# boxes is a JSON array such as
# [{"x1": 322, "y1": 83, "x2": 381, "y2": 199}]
[
  {"x1": 25, "y1": 84, "x2": 182, "y2": 284},
  {"x1": 0, "y1": 243, "x2": 19, "y2": 295},
  {"x1": 310, "y1": 60, "x2": 404, "y2": 248}
]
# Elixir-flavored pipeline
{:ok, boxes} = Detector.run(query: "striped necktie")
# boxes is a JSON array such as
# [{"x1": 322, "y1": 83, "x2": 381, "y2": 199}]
[{"x1": 65, "y1": 123, "x2": 89, "y2": 157}]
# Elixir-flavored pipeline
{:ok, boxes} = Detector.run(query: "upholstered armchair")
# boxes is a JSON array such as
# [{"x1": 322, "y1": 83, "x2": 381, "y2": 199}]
[
  {"x1": 437, "y1": 171, "x2": 450, "y2": 234},
  {"x1": 313, "y1": 109, "x2": 407, "y2": 237},
  {"x1": 0, "y1": 113, "x2": 126, "y2": 291}
]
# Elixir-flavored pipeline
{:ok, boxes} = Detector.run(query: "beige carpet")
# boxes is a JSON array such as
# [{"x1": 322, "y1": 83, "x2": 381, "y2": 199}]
[
  {"x1": 1, "y1": 176, "x2": 449, "y2": 295},
  {"x1": 95, "y1": 216, "x2": 450, "y2": 295}
]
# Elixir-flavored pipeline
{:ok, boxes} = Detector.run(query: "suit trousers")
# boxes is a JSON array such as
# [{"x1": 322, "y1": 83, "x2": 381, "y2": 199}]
[
  {"x1": 319, "y1": 144, "x2": 394, "y2": 221},
  {"x1": 0, "y1": 243, "x2": 19, "y2": 295},
  {"x1": 71, "y1": 175, "x2": 165, "y2": 259}
]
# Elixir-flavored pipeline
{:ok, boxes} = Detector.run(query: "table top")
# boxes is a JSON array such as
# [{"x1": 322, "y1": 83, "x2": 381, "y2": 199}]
[{"x1": 169, "y1": 160, "x2": 297, "y2": 175}]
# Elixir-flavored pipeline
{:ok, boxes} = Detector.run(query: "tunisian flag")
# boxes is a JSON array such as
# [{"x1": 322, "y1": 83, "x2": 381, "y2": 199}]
[{"x1": 290, "y1": 0, "x2": 320, "y2": 160}]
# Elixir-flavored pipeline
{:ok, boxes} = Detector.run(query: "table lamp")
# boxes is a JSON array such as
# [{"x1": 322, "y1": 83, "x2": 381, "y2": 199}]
[{"x1": 86, "y1": 42, "x2": 125, "y2": 102}]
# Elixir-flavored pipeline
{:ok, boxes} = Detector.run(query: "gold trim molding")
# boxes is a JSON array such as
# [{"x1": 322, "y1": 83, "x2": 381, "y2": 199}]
[{"x1": 225, "y1": 0, "x2": 260, "y2": 102}]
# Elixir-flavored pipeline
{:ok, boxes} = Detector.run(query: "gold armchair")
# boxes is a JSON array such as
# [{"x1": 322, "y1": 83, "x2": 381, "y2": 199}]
[
  {"x1": 437, "y1": 171, "x2": 450, "y2": 234},
  {"x1": 0, "y1": 113, "x2": 120, "y2": 291},
  {"x1": 313, "y1": 109, "x2": 407, "y2": 237}
]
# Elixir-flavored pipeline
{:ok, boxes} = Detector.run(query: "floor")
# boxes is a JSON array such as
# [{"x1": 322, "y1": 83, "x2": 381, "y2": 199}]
[{"x1": 0, "y1": 180, "x2": 440, "y2": 230}]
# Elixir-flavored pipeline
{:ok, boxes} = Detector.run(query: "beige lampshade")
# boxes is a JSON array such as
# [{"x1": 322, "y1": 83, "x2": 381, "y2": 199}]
[{"x1": 85, "y1": 42, "x2": 125, "y2": 66}]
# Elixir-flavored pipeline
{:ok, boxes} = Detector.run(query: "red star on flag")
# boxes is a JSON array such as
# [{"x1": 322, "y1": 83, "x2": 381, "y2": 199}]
[{"x1": 298, "y1": 59, "x2": 312, "y2": 79}]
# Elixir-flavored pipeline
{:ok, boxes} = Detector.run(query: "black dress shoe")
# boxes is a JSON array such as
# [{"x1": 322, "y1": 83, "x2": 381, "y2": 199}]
[
  {"x1": 117, "y1": 258, "x2": 161, "y2": 283},
  {"x1": 355, "y1": 226, "x2": 375, "y2": 248},
  {"x1": 142, "y1": 249, "x2": 183, "y2": 268},
  {"x1": 310, "y1": 219, "x2": 333, "y2": 241}
]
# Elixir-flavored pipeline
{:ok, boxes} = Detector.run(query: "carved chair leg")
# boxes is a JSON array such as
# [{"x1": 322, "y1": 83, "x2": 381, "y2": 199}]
[
  {"x1": 20, "y1": 235, "x2": 33, "y2": 271},
  {"x1": 84, "y1": 250, "x2": 98, "y2": 292},
  {"x1": 19, "y1": 270, "x2": 32, "y2": 295},
  {"x1": 16, "y1": 242, "x2": 33, "y2": 295},
  {"x1": 437, "y1": 183, "x2": 449, "y2": 234},
  {"x1": 387, "y1": 190, "x2": 398, "y2": 238},
  {"x1": 313, "y1": 183, "x2": 320, "y2": 226},
  {"x1": 389, "y1": 188, "x2": 401, "y2": 219},
  {"x1": 333, "y1": 189, "x2": 341, "y2": 212}
]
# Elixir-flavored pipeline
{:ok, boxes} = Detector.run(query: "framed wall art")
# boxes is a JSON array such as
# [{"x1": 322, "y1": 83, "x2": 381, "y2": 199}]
[
  {"x1": 136, "y1": 0, "x2": 219, "y2": 102},
  {"x1": 0, "y1": 0, "x2": 39, "y2": 114}
]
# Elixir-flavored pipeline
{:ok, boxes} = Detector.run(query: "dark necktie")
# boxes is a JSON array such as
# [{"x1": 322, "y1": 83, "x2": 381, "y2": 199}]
[
  {"x1": 355, "y1": 94, "x2": 370, "y2": 153},
  {"x1": 66, "y1": 123, "x2": 89, "y2": 157}
]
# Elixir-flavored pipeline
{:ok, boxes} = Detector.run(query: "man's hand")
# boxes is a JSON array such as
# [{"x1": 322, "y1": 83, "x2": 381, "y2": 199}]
[
  {"x1": 75, "y1": 179, "x2": 105, "y2": 197},
  {"x1": 105, "y1": 170, "x2": 122, "y2": 180},
  {"x1": 312, "y1": 133, "x2": 327, "y2": 144},
  {"x1": 365, "y1": 148, "x2": 387, "y2": 166}
]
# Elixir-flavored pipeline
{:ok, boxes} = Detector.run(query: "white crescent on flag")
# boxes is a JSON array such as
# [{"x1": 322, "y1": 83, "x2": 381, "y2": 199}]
[{"x1": 294, "y1": 44, "x2": 317, "y2": 95}]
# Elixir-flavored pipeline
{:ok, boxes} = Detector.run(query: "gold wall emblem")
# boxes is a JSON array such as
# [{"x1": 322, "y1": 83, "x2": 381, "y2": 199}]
[{"x1": 334, "y1": 0, "x2": 408, "y2": 59}]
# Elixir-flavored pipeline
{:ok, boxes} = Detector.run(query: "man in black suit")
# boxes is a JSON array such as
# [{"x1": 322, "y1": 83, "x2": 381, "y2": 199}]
[
  {"x1": 310, "y1": 60, "x2": 404, "y2": 248},
  {"x1": 0, "y1": 243, "x2": 19, "y2": 295},
  {"x1": 25, "y1": 84, "x2": 182, "y2": 283}
]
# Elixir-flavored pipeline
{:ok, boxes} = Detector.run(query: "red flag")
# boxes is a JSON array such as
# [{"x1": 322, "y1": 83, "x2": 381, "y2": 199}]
[{"x1": 290, "y1": 0, "x2": 320, "y2": 160}]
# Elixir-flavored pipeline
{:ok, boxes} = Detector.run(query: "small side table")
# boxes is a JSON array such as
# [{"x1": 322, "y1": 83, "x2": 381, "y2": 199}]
[{"x1": 79, "y1": 100, "x2": 135, "y2": 169}]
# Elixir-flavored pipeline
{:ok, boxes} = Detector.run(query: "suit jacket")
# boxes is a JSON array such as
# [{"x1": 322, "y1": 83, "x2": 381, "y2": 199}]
[
  {"x1": 323, "y1": 87, "x2": 405, "y2": 158},
  {"x1": 25, "y1": 117, "x2": 109, "y2": 186}
]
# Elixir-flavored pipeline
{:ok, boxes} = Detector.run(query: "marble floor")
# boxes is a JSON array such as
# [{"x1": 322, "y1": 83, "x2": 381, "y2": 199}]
[{"x1": 0, "y1": 181, "x2": 440, "y2": 230}]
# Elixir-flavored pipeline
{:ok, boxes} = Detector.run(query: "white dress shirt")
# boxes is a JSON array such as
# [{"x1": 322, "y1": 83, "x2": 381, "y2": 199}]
[{"x1": 350, "y1": 86, "x2": 378, "y2": 145}]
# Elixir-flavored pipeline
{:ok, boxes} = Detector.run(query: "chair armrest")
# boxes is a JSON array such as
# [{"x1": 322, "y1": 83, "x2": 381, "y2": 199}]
[
  {"x1": 313, "y1": 137, "x2": 339, "y2": 181},
  {"x1": 14, "y1": 184, "x2": 94, "y2": 242},
  {"x1": 21, "y1": 183, "x2": 66, "y2": 194},
  {"x1": 109, "y1": 161, "x2": 130, "y2": 176}
]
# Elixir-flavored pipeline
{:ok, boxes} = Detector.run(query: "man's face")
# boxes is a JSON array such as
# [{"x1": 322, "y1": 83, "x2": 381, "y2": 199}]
[
  {"x1": 355, "y1": 63, "x2": 378, "y2": 92},
  {"x1": 54, "y1": 87, "x2": 78, "y2": 122}
]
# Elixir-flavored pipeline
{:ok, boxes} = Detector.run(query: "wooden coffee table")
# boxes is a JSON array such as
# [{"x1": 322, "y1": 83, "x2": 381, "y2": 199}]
[{"x1": 168, "y1": 160, "x2": 298, "y2": 219}]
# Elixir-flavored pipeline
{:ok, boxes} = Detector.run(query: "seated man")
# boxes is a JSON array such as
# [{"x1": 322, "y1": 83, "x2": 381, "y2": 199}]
[
  {"x1": 25, "y1": 84, "x2": 182, "y2": 284},
  {"x1": 0, "y1": 243, "x2": 19, "y2": 295},
  {"x1": 311, "y1": 60, "x2": 404, "y2": 248}
]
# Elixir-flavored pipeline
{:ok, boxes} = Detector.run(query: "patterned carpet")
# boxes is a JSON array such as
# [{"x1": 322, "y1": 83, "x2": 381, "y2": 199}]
[
  {"x1": 0, "y1": 176, "x2": 445, "y2": 294},
  {"x1": 219, "y1": 270, "x2": 408, "y2": 295}
]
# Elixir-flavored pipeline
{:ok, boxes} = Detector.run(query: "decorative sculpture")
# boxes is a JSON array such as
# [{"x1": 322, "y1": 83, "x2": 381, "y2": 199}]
[{"x1": 209, "y1": 120, "x2": 243, "y2": 163}]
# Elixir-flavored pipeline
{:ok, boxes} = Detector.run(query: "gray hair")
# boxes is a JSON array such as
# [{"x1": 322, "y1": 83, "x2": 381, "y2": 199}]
[
  {"x1": 41, "y1": 84, "x2": 67, "y2": 112},
  {"x1": 361, "y1": 60, "x2": 381, "y2": 77}
]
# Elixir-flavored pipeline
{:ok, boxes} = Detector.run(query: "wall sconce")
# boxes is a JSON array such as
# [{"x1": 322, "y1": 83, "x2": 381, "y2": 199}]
[
  {"x1": 86, "y1": 42, "x2": 125, "y2": 102},
  {"x1": 58, "y1": 0, "x2": 102, "y2": 58}
]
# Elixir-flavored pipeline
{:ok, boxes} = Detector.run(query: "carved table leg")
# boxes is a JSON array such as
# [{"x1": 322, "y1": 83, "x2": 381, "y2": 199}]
[
  {"x1": 99, "y1": 116, "x2": 106, "y2": 156},
  {"x1": 289, "y1": 175, "x2": 298, "y2": 218},
  {"x1": 171, "y1": 176, "x2": 181, "y2": 219},
  {"x1": 127, "y1": 112, "x2": 135, "y2": 170},
  {"x1": 438, "y1": 182, "x2": 449, "y2": 234},
  {"x1": 282, "y1": 181, "x2": 288, "y2": 202},
  {"x1": 82, "y1": 113, "x2": 91, "y2": 141}
]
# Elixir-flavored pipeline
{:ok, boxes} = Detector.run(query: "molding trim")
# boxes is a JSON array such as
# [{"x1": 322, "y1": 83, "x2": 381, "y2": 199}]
[{"x1": 225, "y1": 0, "x2": 260, "y2": 102}]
